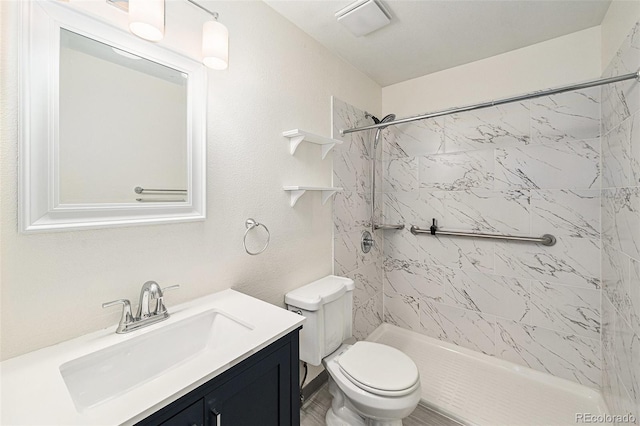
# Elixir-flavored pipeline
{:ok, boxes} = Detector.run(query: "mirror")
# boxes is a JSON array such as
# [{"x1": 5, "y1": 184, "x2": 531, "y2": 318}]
[
  {"x1": 59, "y1": 29, "x2": 188, "y2": 205},
  {"x1": 20, "y1": 1, "x2": 206, "y2": 232}
]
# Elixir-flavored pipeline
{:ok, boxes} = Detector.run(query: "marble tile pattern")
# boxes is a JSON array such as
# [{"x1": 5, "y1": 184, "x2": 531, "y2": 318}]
[
  {"x1": 495, "y1": 319, "x2": 601, "y2": 388},
  {"x1": 384, "y1": 120, "x2": 445, "y2": 158},
  {"x1": 445, "y1": 102, "x2": 530, "y2": 153},
  {"x1": 602, "y1": 23, "x2": 640, "y2": 136},
  {"x1": 603, "y1": 118, "x2": 632, "y2": 189},
  {"x1": 528, "y1": 281, "x2": 600, "y2": 340},
  {"x1": 332, "y1": 98, "x2": 384, "y2": 341},
  {"x1": 531, "y1": 189, "x2": 600, "y2": 239},
  {"x1": 332, "y1": 97, "x2": 382, "y2": 339},
  {"x1": 420, "y1": 299, "x2": 496, "y2": 355},
  {"x1": 384, "y1": 289, "x2": 421, "y2": 331},
  {"x1": 332, "y1": 75, "x2": 613, "y2": 397},
  {"x1": 531, "y1": 89, "x2": 600, "y2": 144},
  {"x1": 419, "y1": 149, "x2": 494, "y2": 191},
  {"x1": 443, "y1": 270, "x2": 530, "y2": 322},
  {"x1": 632, "y1": 114, "x2": 640, "y2": 187},
  {"x1": 379, "y1": 85, "x2": 604, "y2": 388},
  {"x1": 494, "y1": 237, "x2": 601, "y2": 289},
  {"x1": 601, "y1": 22, "x2": 640, "y2": 424},
  {"x1": 494, "y1": 138, "x2": 601, "y2": 190}
]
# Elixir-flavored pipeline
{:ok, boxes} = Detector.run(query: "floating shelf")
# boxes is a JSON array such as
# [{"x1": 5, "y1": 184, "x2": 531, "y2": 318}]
[
  {"x1": 283, "y1": 186, "x2": 343, "y2": 207},
  {"x1": 282, "y1": 129, "x2": 342, "y2": 160}
]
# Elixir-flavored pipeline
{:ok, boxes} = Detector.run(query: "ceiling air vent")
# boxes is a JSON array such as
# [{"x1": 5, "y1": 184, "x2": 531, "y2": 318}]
[{"x1": 335, "y1": 0, "x2": 391, "y2": 37}]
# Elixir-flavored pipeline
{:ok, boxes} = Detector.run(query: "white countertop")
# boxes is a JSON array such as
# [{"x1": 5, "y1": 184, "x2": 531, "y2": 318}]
[{"x1": 0, "y1": 289, "x2": 305, "y2": 425}]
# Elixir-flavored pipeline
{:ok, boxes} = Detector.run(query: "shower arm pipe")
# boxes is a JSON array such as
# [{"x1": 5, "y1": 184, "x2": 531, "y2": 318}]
[{"x1": 341, "y1": 70, "x2": 640, "y2": 135}]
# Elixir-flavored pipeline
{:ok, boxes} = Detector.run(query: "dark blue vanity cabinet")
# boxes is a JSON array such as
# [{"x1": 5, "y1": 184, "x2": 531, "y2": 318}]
[{"x1": 137, "y1": 329, "x2": 301, "y2": 426}]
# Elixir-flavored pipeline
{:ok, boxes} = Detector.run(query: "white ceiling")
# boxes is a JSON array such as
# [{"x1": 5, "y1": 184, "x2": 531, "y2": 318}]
[{"x1": 264, "y1": 0, "x2": 612, "y2": 87}]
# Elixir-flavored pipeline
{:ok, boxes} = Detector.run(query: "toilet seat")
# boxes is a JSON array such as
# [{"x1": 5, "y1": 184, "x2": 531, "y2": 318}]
[{"x1": 337, "y1": 342, "x2": 419, "y2": 397}]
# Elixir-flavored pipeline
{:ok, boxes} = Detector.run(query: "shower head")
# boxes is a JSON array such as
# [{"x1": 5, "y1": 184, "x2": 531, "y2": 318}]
[
  {"x1": 378, "y1": 113, "x2": 396, "y2": 129},
  {"x1": 367, "y1": 113, "x2": 395, "y2": 129},
  {"x1": 372, "y1": 113, "x2": 396, "y2": 150}
]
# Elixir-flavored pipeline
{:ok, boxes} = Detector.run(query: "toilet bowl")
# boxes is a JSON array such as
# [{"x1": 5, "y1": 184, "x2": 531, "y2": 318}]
[
  {"x1": 285, "y1": 275, "x2": 421, "y2": 425},
  {"x1": 322, "y1": 342, "x2": 421, "y2": 426}
]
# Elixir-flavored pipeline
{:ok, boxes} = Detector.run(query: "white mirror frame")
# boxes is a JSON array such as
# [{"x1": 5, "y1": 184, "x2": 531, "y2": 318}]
[{"x1": 19, "y1": 0, "x2": 207, "y2": 233}]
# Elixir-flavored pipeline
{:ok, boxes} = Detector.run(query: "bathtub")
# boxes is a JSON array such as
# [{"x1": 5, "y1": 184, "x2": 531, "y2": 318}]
[{"x1": 367, "y1": 323, "x2": 609, "y2": 426}]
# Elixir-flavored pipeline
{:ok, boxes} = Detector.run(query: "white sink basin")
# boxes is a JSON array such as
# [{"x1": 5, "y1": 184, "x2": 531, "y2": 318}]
[{"x1": 60, "y1": 309, "x2": 252, "y2": 412}]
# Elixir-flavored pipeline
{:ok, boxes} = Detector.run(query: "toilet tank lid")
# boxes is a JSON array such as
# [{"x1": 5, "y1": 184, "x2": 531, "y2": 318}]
[{"x1": 285, "y1": 275, "x2": 354, "y2": 311}]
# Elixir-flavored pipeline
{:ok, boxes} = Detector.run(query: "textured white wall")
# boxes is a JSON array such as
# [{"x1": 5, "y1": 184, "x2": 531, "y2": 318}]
[
  {"x1": 0, "y1": 0, "x2": 380, "y2": 360},
  {"x1": 382, "y1": 26, "x2": 601, "y2": 117}
]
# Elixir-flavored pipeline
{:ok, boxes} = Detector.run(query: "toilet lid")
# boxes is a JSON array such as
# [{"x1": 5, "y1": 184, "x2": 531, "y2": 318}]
[{"x1": 338, "y1": 342, "x2": 419, "y2": 393}]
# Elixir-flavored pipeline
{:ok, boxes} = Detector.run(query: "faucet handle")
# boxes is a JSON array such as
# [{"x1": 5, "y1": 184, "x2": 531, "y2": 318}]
[
  {"x1": 102, "y1": 299, "x2": 134, "y2": 333},
  {"x1": 102, "y1": 299, "x2": 131, "y2": 308},
  {"x1": 154, "y1": 285, "x2": 180, "y2": 315},
  {"x1": 161, "y1": 284, "x2": 180, "y2": 293}
]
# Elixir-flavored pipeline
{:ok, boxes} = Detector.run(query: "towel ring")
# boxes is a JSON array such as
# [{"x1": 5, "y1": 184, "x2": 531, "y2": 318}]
[{"x1": 244, "y1": 218, "x2": 270, "y2": 256}]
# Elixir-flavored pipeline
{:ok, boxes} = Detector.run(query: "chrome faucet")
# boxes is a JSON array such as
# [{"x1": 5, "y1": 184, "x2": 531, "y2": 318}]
[{"x1": 103, "y1": 281, "x2": 179, "y2": 333}]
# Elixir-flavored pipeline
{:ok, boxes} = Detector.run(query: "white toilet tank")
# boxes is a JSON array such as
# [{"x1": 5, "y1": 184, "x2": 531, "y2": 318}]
[{"x1": 285, "y1": 275, "x2": 355, "y2": 366}]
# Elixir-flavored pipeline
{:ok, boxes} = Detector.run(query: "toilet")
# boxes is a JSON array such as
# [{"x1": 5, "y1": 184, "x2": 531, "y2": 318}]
[{"x1": 285, "y1": 275, "x2": 421, "y2": 426}]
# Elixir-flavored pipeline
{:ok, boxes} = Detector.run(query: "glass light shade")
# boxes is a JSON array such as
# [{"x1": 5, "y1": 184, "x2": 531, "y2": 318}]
[
  {"x1": 202, "y1": 20, "x2": 228, "y2": 70},
  {"x1": 129, "y1": 0, "x2": 165, "y2": 42}
]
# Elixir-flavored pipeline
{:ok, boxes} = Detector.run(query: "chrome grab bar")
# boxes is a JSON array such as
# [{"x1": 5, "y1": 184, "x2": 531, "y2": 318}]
[
  {"x1": 134, "y1": 186, "x2": 187, "y2": 202},
  {"x1": 134, "y1": 186, "x2": 187, "y2": 195},
  {"x1": 136, "y1": 198, "x2": 185, "y2": 202},
  {"x1": 410, "y1": 219, "x2": 556, "y2": 246},
  {"x1": 374, "y1": 224, "x2": 405, "y2": 230}
]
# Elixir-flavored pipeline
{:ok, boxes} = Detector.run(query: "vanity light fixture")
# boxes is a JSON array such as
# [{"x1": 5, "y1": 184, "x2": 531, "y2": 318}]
[
  {"x1": 128, "y1": 0, "x2": 165, "y2": 42},
  {"x1": 201, "y1": 13, "x2": 229, "y2": 70},
  {"x1": 185, "y1": 0, "x2": 229, "y2": 70},
  {"x1": 113, "y1": 0, "x2": 229, "y2": 69}
]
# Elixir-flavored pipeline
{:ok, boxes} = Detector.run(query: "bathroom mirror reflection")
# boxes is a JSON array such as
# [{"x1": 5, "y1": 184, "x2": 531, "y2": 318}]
[{"x1": 58, "y1": 29, "x2": 188, "y2": 204}]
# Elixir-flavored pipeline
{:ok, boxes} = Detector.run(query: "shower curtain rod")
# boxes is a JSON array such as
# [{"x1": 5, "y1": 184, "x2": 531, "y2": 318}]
[{"x1": 340, "y1": 69, "x2": 640, "y2": 135}]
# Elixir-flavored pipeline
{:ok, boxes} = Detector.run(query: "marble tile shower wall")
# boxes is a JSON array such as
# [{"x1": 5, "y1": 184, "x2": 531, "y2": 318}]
[
  {"x1": 332, "y1": 97, "x2": 384, "y2": 341},
  {"x1": 600, "y1": 23, "x2": 640, "y2": 423},
  {"x1": 381, "y1": 88, "x2": 603, "y2": 388}
]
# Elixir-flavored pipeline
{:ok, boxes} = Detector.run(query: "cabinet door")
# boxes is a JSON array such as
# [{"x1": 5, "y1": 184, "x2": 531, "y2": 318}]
[
  {"x1": 158, "y1": 399, "x2": 204, "y2": 426},
  {"x1": 206, "y1": 344, "x2": 291, "y2": 426}
]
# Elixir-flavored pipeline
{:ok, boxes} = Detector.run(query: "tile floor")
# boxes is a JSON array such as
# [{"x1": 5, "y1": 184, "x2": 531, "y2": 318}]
[{"x1": 300, "y1": 383, "x2": 462, "y2": 426}]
